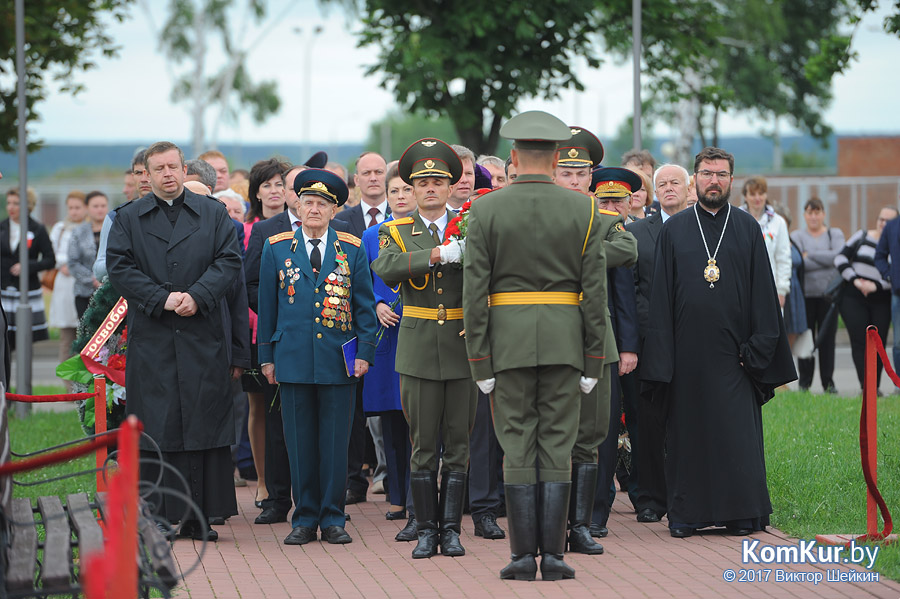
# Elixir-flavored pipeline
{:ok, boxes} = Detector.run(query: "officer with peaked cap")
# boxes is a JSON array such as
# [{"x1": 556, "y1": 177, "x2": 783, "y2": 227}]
[
  {"x1": 552, "y1": 127, "x2": 638, "y2": 556},
  {"x1": 462, "y1": 111, "x2": 609, "y2": 581},
  {"x1": 371, "y1": 139, "x2": 478, "y2": 560},
  {"x1": 257, "y1": 168, "x2": 377, "y2": 547}
]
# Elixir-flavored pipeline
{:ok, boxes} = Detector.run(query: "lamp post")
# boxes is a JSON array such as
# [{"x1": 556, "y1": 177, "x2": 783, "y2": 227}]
[{"x1": 632, "y1": 0, "x2": 642, "y2": 151}]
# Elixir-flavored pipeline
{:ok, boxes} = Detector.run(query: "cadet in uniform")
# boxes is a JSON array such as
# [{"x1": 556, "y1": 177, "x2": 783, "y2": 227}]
[
  {"x1": 371, "y1": 139, "x2": 477, "y2": 560},
  {"x1": 463, "y1": 111, "x2": 609, "y2": 581},
  {"x1": 257, "y1": 169, "x2": 377, "y2": 546},
  {"x1": 555, "y1": 127, "x2": 638, "y2": 555}
]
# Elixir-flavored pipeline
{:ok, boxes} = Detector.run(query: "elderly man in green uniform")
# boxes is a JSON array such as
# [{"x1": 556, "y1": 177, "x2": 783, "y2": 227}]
[
  {"x1": 463, "y1": 111, "x2": 609, "y2": 581},
  {"x1": 554, "y1": 126, "x2": 638, "y2": 555},
  {"x1": 371, "y1": 139, "x2": 476, "y2": 560}
]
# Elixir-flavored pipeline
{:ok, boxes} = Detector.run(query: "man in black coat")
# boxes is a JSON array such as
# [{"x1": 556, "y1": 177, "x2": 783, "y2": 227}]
[
  {"x1": 244, "y1": 164, "x2": 349, "y2": 524},
  {"x1": 624, "y1": 163, "x2": 690, "y2": 523},
  {"x1": 107, "y1": 141, "x2": 243, "y2": 541}
]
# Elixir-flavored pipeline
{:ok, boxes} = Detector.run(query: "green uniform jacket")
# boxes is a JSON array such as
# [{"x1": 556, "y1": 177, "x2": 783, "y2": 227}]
[
  {"x1": 594, "y1": 210, "x2": 638, "y2": 368},
  {"x1": 462, "y1": 174, "x2": 609, "y2": 380},
  {"x1": 371, "y1": 209, "x2": 470, "y2": 380}
]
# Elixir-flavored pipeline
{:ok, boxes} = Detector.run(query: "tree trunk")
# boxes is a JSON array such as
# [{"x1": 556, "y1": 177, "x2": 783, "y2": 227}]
[
  {"x1": 191, "y1": 2, "x2": 208, "y2": 156},
  {"x1": 712, "y1": 106, "x2": 719, "y2": 149},
  {"x1": 698, "y1": 112, "x2": 708, "y2": 149}
]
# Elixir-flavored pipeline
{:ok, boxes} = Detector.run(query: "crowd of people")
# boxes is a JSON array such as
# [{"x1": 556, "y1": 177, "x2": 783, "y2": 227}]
[{"x1": 0, "y1": 112, "x2": 897, "y2": 581}]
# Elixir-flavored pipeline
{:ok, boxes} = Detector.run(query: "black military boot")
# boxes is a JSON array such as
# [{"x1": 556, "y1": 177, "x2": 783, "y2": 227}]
[
  {"x1": 499, "y1": 484, "x2": 538, "y2": 581},
  {"x1": 539, "y1": 481, "x2": 576, "y2": 581},
  {"x1": 567, "y1": 462, "x2": 604, "y2": 554},
  {"x1": 438, "y1": 471, "x2": 467, "y2": 557},
  {"x1": 410, "y1": 471, "x2": 439, "y2": 558}
]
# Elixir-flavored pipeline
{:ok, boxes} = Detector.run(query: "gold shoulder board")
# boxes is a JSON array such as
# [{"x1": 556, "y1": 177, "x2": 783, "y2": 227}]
[
  {"x1": 597, "y1": 208, "x2": 619, "y2": 217},
  {"x1": 384, "y1": 217, "x2": 414, "y2": 227},
  {"x1": 268, "y1": 231, "x2": 294, "y2": 244},
  {"x1": 336, "y1": 231, "x2": 361, "y2": 247}
]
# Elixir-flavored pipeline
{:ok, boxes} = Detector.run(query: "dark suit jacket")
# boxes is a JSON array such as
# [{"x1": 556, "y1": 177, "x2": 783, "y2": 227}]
[
  {"x1": 1, "y1": 217, "x2": 55, "y2": 290},
  {"x1": 333, "y1": 203, "x2": 391, "y2": 239},
  {"x1": 608, "y1": 266, "x2": 639, "y2": 355},
  {"x1": 244, "y1": 211, "x2": 349, "y2": 313},
  {"x1": 625, "y1": 211, "x2": 662, "y2": 347}
]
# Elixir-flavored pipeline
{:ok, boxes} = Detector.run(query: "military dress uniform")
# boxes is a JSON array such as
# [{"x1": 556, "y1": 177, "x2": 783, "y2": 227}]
[
  {"x1": 371, "y1": 139, "x2": 477, "y2": 560},
  {"x1": 463, "y1": 111, "x2": 609, "y2": 581},
  {"x1": 257, "y1": 169, "x2": 377, "y2": 546},
  {"x1": 556, "y1": 128, "x2": 639, "y2": 555}
]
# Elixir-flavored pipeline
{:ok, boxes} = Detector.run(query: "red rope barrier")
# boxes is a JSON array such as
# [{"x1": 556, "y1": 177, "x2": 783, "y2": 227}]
[
  {"x1": 856, "y1": 327, "x2": 894, "y2": 544},
  {"x1": 6, "y1": 392, "x2": 98, "y2": 403}
]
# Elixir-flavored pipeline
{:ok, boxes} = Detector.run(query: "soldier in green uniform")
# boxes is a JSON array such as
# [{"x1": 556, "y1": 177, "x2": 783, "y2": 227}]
[
  {"x1": 555, "y1": 126, "x2": 638, "y2": 555},
  {"x1": 370, "y1": 139, "x2": 477, "y2": 560},
  {"x1": 463, "y1": 111, "x2": 609, "y2": 581}
]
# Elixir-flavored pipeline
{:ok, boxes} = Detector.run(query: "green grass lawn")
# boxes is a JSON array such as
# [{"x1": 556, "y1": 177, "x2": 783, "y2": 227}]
[{"x1": 765, "y1": 390, "x2": 899, "y2": 580}]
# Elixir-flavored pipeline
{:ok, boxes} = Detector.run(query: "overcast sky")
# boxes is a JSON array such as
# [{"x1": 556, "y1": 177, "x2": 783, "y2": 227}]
[{"x1": 23, "y1": 1, "x2": 900, "y2": 146}]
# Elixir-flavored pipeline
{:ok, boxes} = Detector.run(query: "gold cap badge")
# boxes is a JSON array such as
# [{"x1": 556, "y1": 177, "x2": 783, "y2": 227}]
[
  {"x1": 421, "y1": 140, "x2": 437, "y2": 147},
  {"x1": 570, "y1": 128, "x2": 581, "y2": 135},
  {"x1": 568, "y1": 148, "x2": 579, "y2": 158},
  {"x1": 424, "y1": 160, "x2": 435, "y2": 168}
]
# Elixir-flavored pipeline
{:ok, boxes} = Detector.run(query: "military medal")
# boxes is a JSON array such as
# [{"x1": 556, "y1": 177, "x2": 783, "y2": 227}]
[
  {"x1": 287, "y1": 284, "x2": 295, "y2": 304},
  {"x1": 279, "y1": 271, "x2": 285, "y2": 289},
  {"x1": 694, "y1": 203, "x2": 731, "y2": 289}
]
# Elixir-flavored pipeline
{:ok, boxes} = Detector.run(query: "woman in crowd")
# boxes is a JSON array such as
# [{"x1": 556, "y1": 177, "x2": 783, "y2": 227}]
[
  {"x1": 68, "y1": 191, "x2": 109, "y2": 318},
  {"x1": 48, "y1": 191, "x2": 87, "y2": 367},
  {"x1": 741, "y1": 176, "x2": 791, "y2": 306},
  {"x1": 834, "y1": 206, "x2": 897, "y2": 392},
  {"x1": 626, "y1": 167, "x2": 651, "y2": 222},
  {"x1": 361, "y1": 163, "x2": 413, "y2": 528},
  {"x1": 1, "y1": 187, "x2": 55, "y2": 350},
  {"x1": 241, "y1": 157, "x2": 290, "y2": 507},
  {"x1": 790, "y1": 197, "x2": 844, "y2": 393},
  {"x1": 775, "y1": 208, "x2": 808, "y2": 349}
]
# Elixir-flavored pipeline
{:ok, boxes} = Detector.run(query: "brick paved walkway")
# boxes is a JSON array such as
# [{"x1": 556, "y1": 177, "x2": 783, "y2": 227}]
[{"x1": 171, "y1": 483, "x2": 900, "y2": 599}]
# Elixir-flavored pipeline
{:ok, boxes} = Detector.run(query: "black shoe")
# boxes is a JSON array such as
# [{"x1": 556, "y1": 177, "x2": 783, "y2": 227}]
[
  {"x1": 567, "y1": 463, "x2": 604, "y2": 554},
  {"x1": 395, "y1": 516, "x2": 417, "y2": 542},
  {"x1": 345, "y1": 489, "x2": 367, "y2": 505},
  {"x1": 439, "y1": 471, "x2": 467, "y2": 557},
  {"x1": 670, "y1": 527, "x2": 694, "y2": 538},
  {"x1": 539, "y1": 482, "x2": 575, "y2": 581},
  {"x1": 474, "y1": 514, "x2": 506, "y2": 539},
  {"x1": 589, "y1": 523, "x2": 608, "y2": 538},
  {"x1": 413, "y1": 529, "x2": 440, "y2": 558},
  {"x1": 824, "y1": 385, "x2": 838, "y2": 395},
  {"x1": 208, "y1": 516, "x2": 225, "y2": 526},
  {"x1": 255, "y1": 507, "x2": 288, "y2": 525},
  {"x1": 345, "y1": 512, "x2": 351, "y2": 521},
  {"x1": 321, "y1": 525, "x2": 353, "y2": 544},
  {"x1": 637, "y1": 508, "x2": 661, "y2": 523},
  {"x1": 284, "y1": 526, "x2": 317, "y2": 545},
  {"x1": 500, "y1": 484, "x2": 538, "y2": 581},
  {"x1": 386, "y1": 509, "x2": 407, "y2": 521},
  {"x1": 179, "y1": 520, "x2": 218, "y2": 542},
  {"x1": 726, "y1": 527, "x2": 753, "y2": 536}
]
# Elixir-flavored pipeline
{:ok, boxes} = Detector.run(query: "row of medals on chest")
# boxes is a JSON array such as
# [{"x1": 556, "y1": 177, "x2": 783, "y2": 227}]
[{"x1": 279, "y1": 260, "x2": 353, "y2": 332}]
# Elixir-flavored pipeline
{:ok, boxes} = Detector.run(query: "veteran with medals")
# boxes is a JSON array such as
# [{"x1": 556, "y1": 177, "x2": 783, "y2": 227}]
[
  {"x1": 554, "y1": 128, "x2": 638, "y2": 554},
  {"x1": 463, "y1": 111, "x2": 609, "y2": 581},
  {"x1": 257, "y1": 169, "x2": 377, "y2": 546},
  {"x1": 371, "y1": 139, "x2": 477, "y2": 560}
]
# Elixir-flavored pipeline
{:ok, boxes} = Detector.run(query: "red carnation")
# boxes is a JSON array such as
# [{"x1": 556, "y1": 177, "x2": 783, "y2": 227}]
[
  {"x1": 460, "y1": 199, "x2": 473, "y2": 213},
  {"x1": 119, "y1": 326, "x2": 128, "y2": 344},
  {"x1": 108, "y1": 354, "x2": 127, "y2": 370},
  {"x1": 444, "y1": 217, "x2": 462, "y2": 240}
]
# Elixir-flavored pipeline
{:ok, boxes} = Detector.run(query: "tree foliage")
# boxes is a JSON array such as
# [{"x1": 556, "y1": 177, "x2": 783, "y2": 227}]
[
  {"x1": 597, "y1": 0, "x2": 859, "y2": 149},
  {"x1": 157, "y1": 0, "x2": 281, "y2": 156},
  {"x1": 0, "y1": 0, "x2": 134, "y2": 152},
  {"x1": 349, "y1": 0, "x2": 604, "y2": 155}
]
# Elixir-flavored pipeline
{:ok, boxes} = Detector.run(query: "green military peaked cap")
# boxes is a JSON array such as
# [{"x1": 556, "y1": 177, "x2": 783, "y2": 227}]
[
  {"x1": 398, "y1": 138, "x2": 463, "y2": 185},
  {"x1": 558, "y1": 126, "x2": 604, "y2": 168},
  {"x1": 500, "y1": 111, "x2": 572, "y2": 149}
]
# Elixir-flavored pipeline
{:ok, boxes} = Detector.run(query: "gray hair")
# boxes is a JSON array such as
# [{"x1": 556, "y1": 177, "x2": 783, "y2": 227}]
[
  {"x1": 477, "y1": 155, "x2": 505, "y2": 170},
  {"x1": 451, "y1": 144, "x2": 476, "y2": 168},
  {"x1": 186, "y1": 159, "x2": 217, "y2": 192},
  {"x1": 653, "y1": 163, "x2": 690, "y2": 193}
]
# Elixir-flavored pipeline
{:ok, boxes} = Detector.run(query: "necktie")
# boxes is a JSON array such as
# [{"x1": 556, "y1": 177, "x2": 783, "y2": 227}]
[
  {"x1": 292, "y1": 220, "x2": 300, "y2": 230},
  {"x1": 428, "y1": 223, "x2": 441, "y2": 245},
  {"x1": 309, "y1": 238, "x2": 321, "y2": 273},
  {"x1": 367, "y1": 207, "x2": 380, "y2": 228}
]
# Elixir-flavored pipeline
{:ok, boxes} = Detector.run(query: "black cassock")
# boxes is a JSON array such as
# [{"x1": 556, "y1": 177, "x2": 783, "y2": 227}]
[{"x1": 642, "y1": 204, "x2": 796, "y2": 529}]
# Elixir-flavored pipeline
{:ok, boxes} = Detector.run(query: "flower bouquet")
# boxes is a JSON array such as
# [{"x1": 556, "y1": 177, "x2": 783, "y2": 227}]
[
  {"x1": 443, "y1": 189, "x2": 492, "y2": 263},
  {"x1": 57, "y1": 280, "x2": 128, "y2": 434}
]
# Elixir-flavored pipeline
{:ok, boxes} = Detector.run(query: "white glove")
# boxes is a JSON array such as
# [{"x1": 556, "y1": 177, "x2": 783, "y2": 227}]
[
  {"x1": 476, "y1": 378, "x2": 496, "y2": 394},
  {"x1": 579, "y1": 376, "x2": 598, "y2": 394},
  {"x1": 439, "y1": 239, "x2": 466, "y2": 264}
]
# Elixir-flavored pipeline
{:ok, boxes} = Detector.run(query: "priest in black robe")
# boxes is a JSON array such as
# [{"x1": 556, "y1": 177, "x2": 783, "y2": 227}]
[{"x1": 641, "y1": 147, "x2": 796, "y2": 538}]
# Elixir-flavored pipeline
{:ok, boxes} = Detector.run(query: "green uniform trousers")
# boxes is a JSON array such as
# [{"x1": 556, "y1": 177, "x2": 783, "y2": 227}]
[
  {"x1": 492, "y1": 365, "x2": 580, "y2": 484},
  {"x1": 571, "y1": 363, "x2": 613, "y2": 464},
  {"x1": 400, "y1": 374, "x2": 477, "y2": 473}
]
